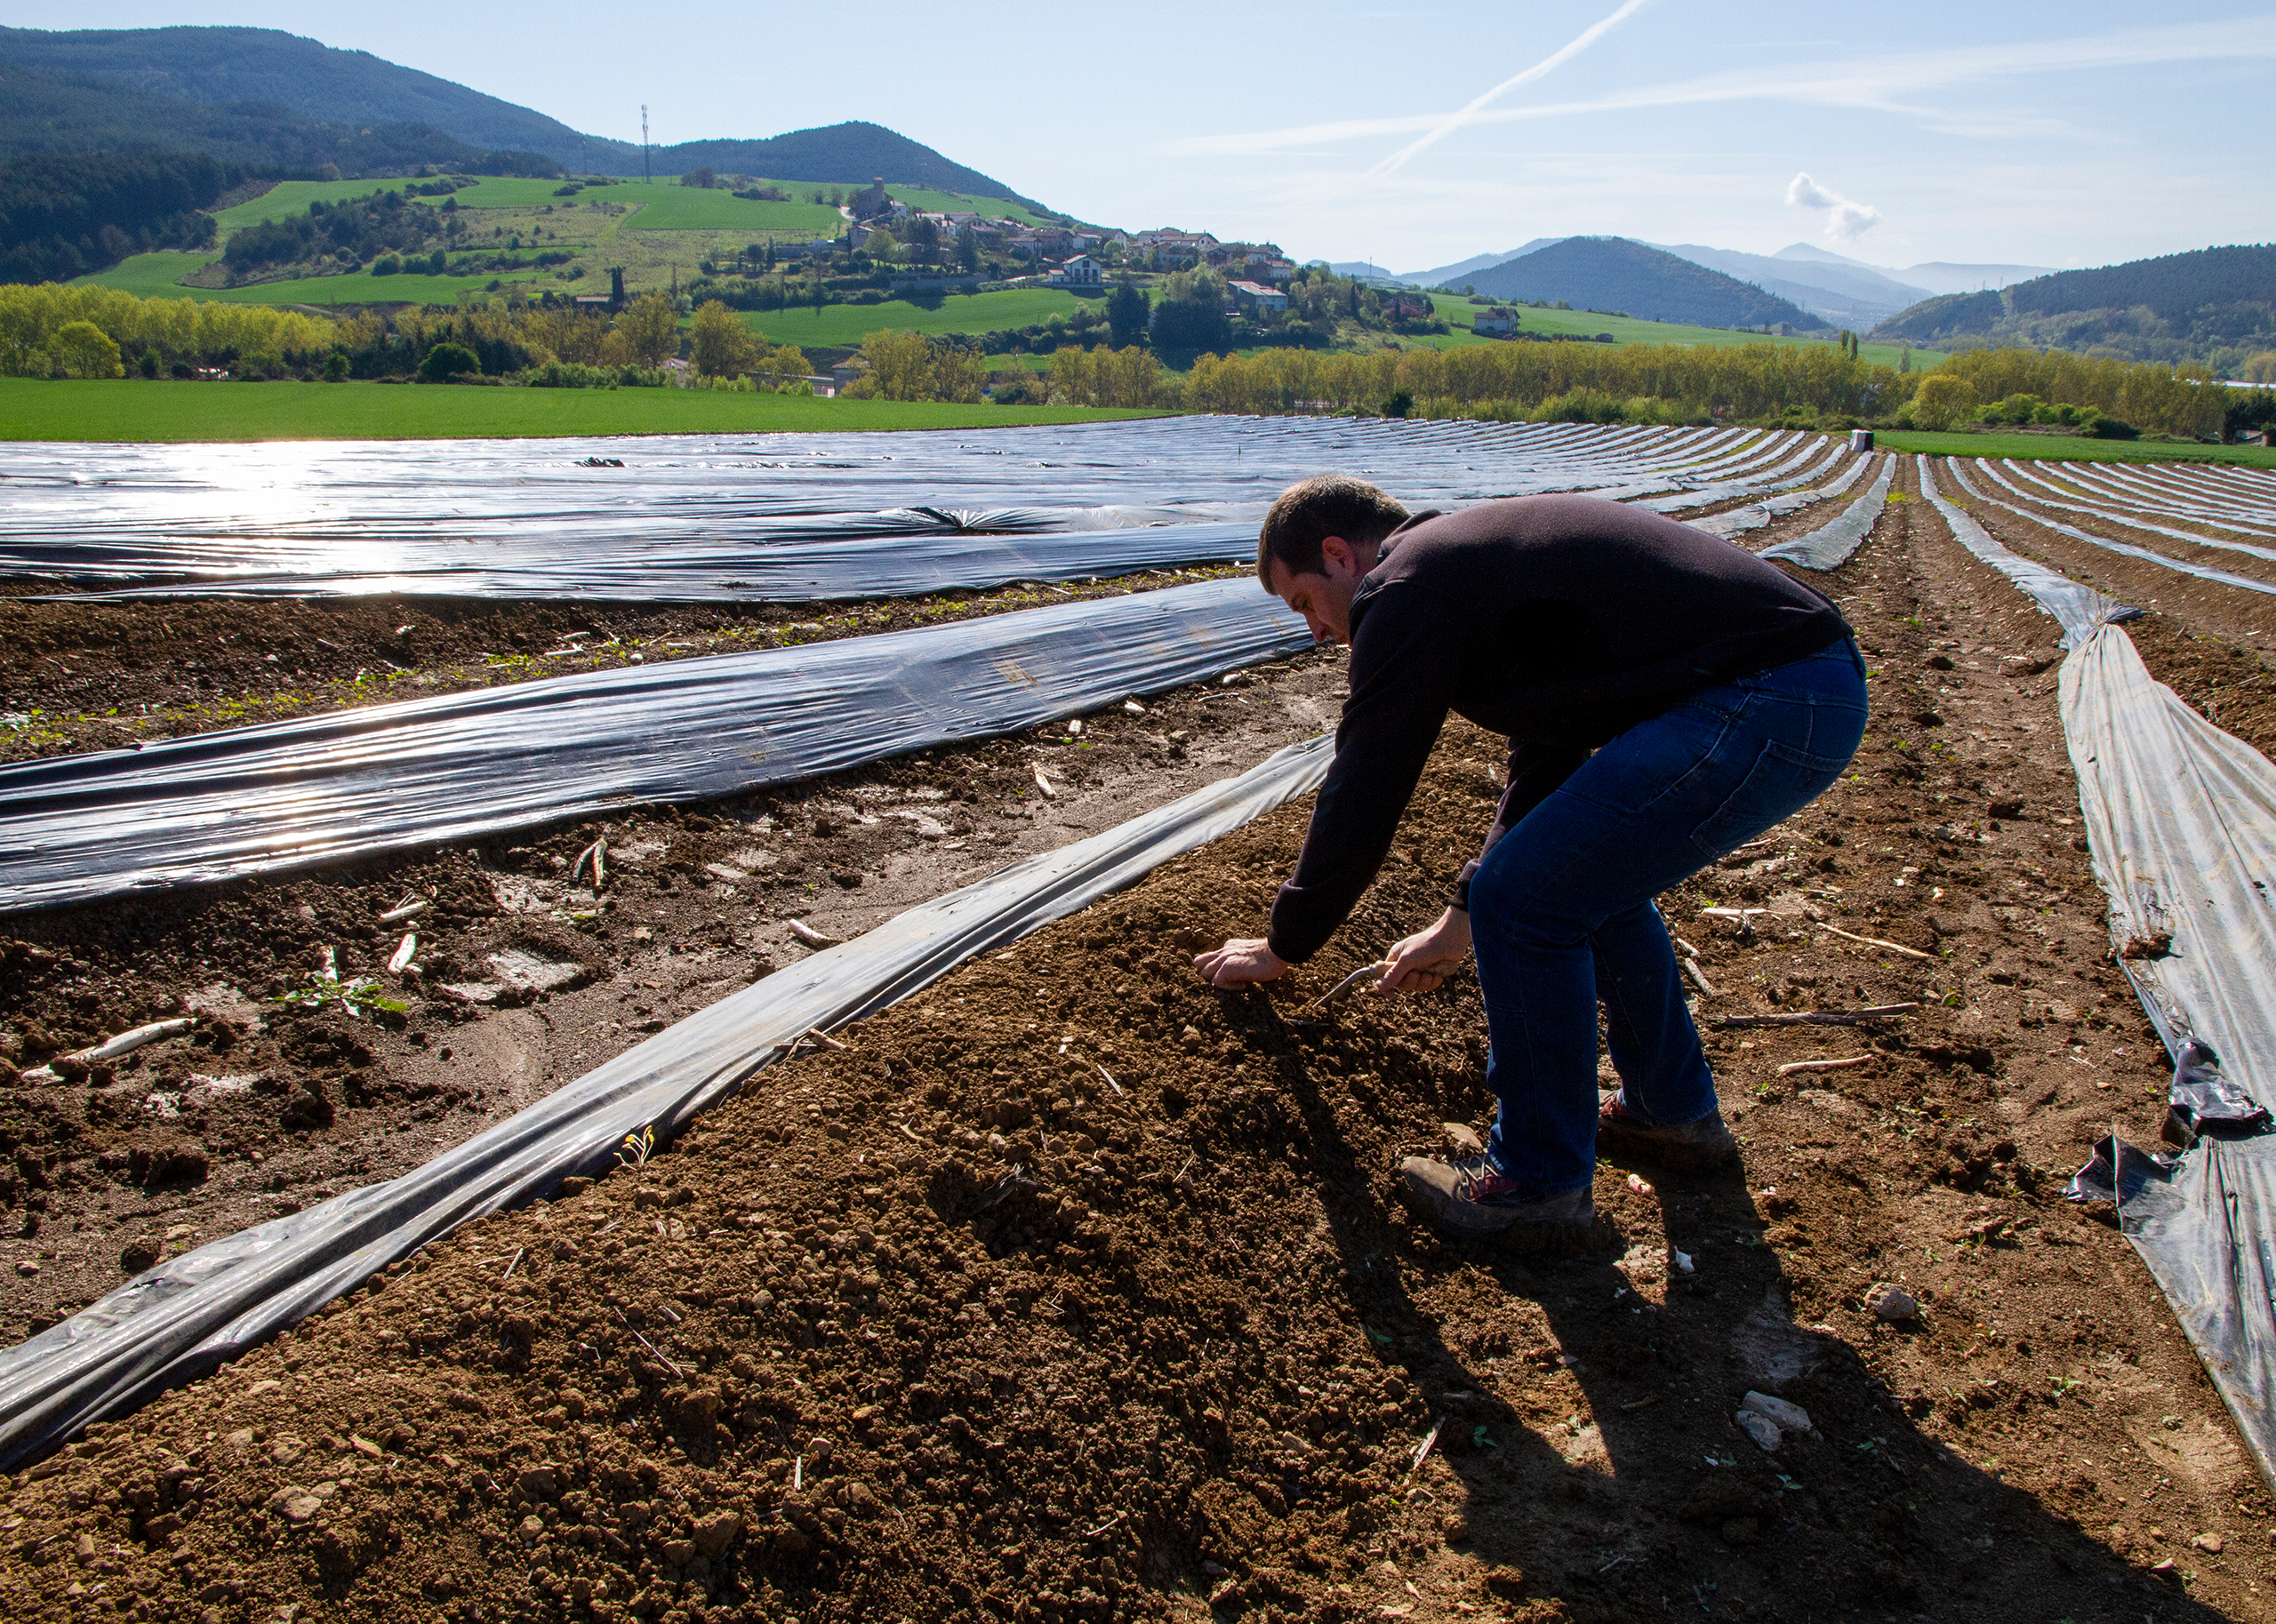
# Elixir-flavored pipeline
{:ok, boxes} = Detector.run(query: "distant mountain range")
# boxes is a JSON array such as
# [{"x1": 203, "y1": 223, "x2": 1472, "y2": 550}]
[
  {"x1": 1463, "y1": 238, "x2": 1826, "y2": 332},
  {"x1": 0, "y1": 25, "x2": 1036, "y2": 203},
  {"x1": 1398, "y1": 239, "x2": 2055, "y2": 331}
]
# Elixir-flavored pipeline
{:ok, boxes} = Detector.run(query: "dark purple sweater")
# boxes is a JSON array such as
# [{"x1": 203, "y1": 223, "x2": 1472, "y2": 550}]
[{"x1": 1265, "y1": 495, "x2": 1849, "y2": 964}]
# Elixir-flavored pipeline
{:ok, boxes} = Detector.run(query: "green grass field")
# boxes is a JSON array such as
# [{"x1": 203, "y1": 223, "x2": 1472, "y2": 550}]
[
  {"x1": 0, "y1": 377, "x2": 1163, "y2": 442},
  {"x1": 613, "y1": 186, "x2": 845, "y2": 235},
  {"x1": 1415, "y1": 293, "x2": 1935, "y2": 367},
  {"x1": 741, "y1": 286, "x2": 1095, "y2": 349},
  {"x1": 69, "y1": 251, "x2": 217, "y2": 299},
  {"x1": 1879, "y1": 429, "x2": 2276, "y2": 469},
  {"x1": 209, "y1": 179, "x2": 414, "y2": 234},
  {"x1": 442, "y1": 176, "x2": 589, "y2": 210},
  {"x1": 72, "y1": 255, "x2": 557, "y2": 307},
  {"x1": 874, "y1": 186, "x2": 1055, "y2": 227}
]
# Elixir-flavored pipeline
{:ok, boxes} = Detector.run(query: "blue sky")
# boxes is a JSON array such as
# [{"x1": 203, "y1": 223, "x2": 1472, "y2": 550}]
[{"x1": 12, "y1": 2, "x2": 2275, "y2": 274}]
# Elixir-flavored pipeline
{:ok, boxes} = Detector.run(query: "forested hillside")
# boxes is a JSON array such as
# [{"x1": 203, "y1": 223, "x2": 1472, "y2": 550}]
[
  {"x1": 1465, "y1": 238, "x2": 1825, "y2": 332},
  {"x1": 0, "y1": 25, "x2": 583, "y2": 164},
  {"x1": 1874, "y1": 243, "x2": 2275, "y2": 368},
  {"x1": 0, "y1": 151, "x2": 227, "y2": 282},
  {"x1": 0, "y1": 60, "x2": 557, "y2": 179}
]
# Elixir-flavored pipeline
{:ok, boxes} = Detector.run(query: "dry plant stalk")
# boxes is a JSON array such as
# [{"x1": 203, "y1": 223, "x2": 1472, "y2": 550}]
[
  {"x1": 1716, "y1": 1004, "x2": 1919, "y2": 1029},
  {"x1": 787, "y1": 919, "x2": 842, "y2": 950},
  {"x1": 1816, "y1": 922, "x2": 1934, "y2": 961},
  {"x1": 1776, "y1": 1055, "x2": 1873, "y2": 1076}
]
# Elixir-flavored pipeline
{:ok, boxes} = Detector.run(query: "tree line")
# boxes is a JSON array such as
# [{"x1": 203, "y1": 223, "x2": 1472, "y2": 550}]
[
  {"x1": 1035, "y1": 338, "x2": 2238, "y2": 437},
  {"x1": 222, "y1": 189, "x2": 445, "y2": 280},
  {"x1": 4, "y1": 280, "x2": 2253, "y2": 439},
  {"x1": 1919, "y1": 348, "x2": 2230, "y2": 440},
  {"x1": 0, "y1": 283, "x2": 814, "y2": 388}
]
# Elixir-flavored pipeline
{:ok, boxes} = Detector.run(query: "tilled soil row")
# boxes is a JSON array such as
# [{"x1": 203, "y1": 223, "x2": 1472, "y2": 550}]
[
  {"x1": 1929, "y1": 468, "x2": 2276, "y2": 760},
  {"x1": 2, "y1": 458, "x2": 2270, "y2": 1623},
  {"x1": 0, "y1": 565, "x2": 1246, "y2": 766},
  {"x1": 0, "y1": 646, "x2": 1346, "y2": 1341}
]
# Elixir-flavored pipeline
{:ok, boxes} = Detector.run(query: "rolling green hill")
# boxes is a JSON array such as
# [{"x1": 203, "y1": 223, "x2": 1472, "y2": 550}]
[
  {"x1": 738, "y1": 288, "x2": 1094, "y2": 350},
  {"x1": 1465, "y1": 238, "x2": 1829, "y2": 332},
  {"x1": 641, "y1": 124, "x2": 1030, "y2": 204}
]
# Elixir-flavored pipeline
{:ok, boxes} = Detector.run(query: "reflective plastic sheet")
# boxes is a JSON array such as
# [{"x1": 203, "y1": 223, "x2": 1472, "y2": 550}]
[
  {"x1": 1756, "y1": 453, "x2": 1897, "y2": 569},
  {"x1": 0, "y1": 418, "x2": 1833, "y2": 598},
  {"x1": 1918, "y1": 459, "x2": 2134, "y2": 647},
  {"x1": 41, "y1": 520, "x2": 1262, "y2": 604},
  {"x1": 0, "y1": 578, "x2": 1313, "y2": 915}
]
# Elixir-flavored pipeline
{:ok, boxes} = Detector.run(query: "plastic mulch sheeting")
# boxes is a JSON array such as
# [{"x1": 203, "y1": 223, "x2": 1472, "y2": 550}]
[
  {"x1": 0, "y1": 578, "x2": 1310, "y2": 916},
  {"x1": 40, "y1": 519, "x2": 1263, "y2": 604},
  {"x1": 1923, "y1": 456, "x2": 2276, "y2": 1492},
  {"x1": 1755, "y1": 453, "x2": 1897, "y2": 569},
  {"x1": 0, "y1": 734, "x2": 1335, "y2": 1468},
  {"x1": 2039, "y1": 460, "x2": 2276, "y2": 538},
  {"x1": 1625, "y1": 435, "x2": 1843, "y2": 517},
  {"x1": 1917, "y1": 459, "x2": 2134, "y2": 647},
  {"x1": 1691, "y1": 443, "x2": 1874, "y2": 542},
  {"x1": 1976, "y1": 460, "x2": 2276, "y2": 565},
  {"x1": 0, "y1": 419, "x2": 1823, "y2": 597},
  {"x1": 1946, "y1": 461, "x2": 2276, "y2": 593}
]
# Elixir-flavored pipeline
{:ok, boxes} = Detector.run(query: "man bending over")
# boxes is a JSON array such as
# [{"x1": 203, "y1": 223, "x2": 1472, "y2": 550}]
[{"x1": 1195, "y1": 475, "x2": 1865, "y2": 1250}]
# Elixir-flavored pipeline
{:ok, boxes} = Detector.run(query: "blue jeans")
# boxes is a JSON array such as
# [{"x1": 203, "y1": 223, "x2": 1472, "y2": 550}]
[{"x1": 1473, "y1": 638, "x2": 1868, "y2": 1194}]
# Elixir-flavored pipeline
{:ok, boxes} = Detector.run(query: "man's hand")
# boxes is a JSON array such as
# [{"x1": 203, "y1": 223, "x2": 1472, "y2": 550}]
[
  {"x1": 1194, "y1": 938, "x2": 1288, "y2": 988},
  {"x1": 1379, "y1": 908, "x2": 1472, "y2": 995}
]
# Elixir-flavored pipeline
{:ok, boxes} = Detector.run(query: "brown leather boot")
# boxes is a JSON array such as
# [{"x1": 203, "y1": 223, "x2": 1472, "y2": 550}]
[
  {"x1": 1397, "y1": 1153, "x2": 1596, "y2": 1252},
  {"x1": 1595, "y1": 1093, "x2": 1738, "y2": 1172}
]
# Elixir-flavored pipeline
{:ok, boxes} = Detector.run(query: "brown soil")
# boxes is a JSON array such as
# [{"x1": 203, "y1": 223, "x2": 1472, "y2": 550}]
[
  {"x1": 0, "y1": 644, "x2": 1346, "y2": 1341},
  {"x1": 0, "y1": 566, "x2": 1242, "y2": 765},
  {"x1": 4, "y1": 457, "x2": 2274, "y2": 1624}
]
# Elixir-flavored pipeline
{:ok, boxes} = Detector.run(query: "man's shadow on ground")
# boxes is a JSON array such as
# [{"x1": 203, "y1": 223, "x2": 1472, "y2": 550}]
[{"x1": 1226, "y1": 990, "x2": 2226, "y2": 1623}]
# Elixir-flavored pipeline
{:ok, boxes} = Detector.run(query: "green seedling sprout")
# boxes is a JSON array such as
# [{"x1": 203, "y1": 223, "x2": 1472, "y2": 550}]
[
  {"x1": 273, "y1": 975, "x2": 407, "y2": 1018},
  {"x1": 616, "y1": 1125, "x2": 656, "y2": 1170}
]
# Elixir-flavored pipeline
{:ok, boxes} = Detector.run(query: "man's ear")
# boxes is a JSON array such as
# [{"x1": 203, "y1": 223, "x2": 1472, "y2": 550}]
[{"x1": 1318, "y1": 534, "x2": 1354, "y2": 577}]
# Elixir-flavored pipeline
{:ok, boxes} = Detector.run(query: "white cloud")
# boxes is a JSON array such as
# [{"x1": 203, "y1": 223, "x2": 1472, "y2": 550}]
[{"x1": 1785, "y1": 171, "x2": 1881, "y2": 241}]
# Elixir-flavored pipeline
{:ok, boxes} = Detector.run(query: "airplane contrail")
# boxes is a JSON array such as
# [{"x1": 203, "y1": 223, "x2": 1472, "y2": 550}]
[{"x1": 1365, "y1": 0, "x2": 1652, "y2": 180}]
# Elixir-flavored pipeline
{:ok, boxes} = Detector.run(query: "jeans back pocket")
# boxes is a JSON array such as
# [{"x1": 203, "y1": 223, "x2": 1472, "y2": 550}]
[{"x1": 1687, "y1": 736, "x2": 1855, "y2": 862}]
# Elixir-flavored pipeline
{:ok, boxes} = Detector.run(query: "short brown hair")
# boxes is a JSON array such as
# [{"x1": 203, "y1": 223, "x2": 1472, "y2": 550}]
[{"x1": 1256, "y1": 475, "x2": 1409, "y2": 586}]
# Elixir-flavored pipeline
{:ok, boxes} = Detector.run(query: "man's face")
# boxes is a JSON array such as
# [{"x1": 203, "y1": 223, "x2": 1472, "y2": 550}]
[{"x1": 1265, "y1": 535, "x2": 1368, "y2": 644}]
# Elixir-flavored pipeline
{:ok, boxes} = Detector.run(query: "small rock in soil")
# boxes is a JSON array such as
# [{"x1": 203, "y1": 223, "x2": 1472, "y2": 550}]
[
  {"x1": 1741, "y1": 1391, "x2": 1812, "y2": 1433},
  {"x1": 1735, "y1": 1410, "x2": 1784, "y2": 1452},
  {"x1": 1866, "y1": 1282, "x2": 1920, "y2": 1322}
]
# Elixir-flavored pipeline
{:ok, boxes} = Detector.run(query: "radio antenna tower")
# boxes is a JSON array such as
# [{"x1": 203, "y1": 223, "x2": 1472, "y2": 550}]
[{"x1": 641, "y1": 105, "x2": 651, "y2": 183}]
